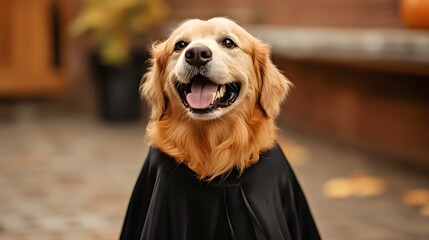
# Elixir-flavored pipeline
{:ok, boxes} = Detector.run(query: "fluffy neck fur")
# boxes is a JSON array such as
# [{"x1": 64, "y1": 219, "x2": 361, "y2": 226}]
[{"x1": 146, "y1": 102, "x2": 277, "y2": 181}]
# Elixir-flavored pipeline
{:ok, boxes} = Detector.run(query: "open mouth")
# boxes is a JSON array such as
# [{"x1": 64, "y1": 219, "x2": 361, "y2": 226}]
[{"x1": 175, "y1": 75, "x2": 241, "y2": 114}]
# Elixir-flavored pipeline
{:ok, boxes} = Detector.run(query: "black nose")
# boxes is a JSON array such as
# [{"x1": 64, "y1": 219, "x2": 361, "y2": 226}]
[{"x1": 185, "y1": 45, "x2": 212, "y2": 67}]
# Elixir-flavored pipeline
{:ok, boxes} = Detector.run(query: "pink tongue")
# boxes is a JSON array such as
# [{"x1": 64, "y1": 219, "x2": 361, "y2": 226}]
[{"x1": 186, "y1": 82, "x2": 218, "y2": 109}]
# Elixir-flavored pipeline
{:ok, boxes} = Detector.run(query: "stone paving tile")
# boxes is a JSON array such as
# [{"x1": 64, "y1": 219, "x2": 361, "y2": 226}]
[
  {"x1": 0, "y1": 112, "x2": 147, "y2": 240},
  {"x1": 0, "y1": 110, "x2": 428, "y2": 239}
]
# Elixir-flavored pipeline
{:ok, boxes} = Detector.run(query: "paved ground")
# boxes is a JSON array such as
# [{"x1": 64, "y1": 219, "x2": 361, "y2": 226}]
[{"x1": 0, "y1": 104, "x2": 428, "y2": 239}]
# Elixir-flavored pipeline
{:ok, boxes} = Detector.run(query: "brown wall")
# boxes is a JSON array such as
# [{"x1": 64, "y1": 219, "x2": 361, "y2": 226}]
[
  {"x1": 167, "y1": 0, "x2": 403, "y2": 28},
  {"x1": 277, "y1": 58, "x2": 429, "y2": 168}
]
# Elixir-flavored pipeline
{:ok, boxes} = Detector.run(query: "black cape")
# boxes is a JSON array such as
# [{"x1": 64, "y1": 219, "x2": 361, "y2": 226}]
[{"x1": 120, "y1": 144, "x2": 320, "y2": 240}]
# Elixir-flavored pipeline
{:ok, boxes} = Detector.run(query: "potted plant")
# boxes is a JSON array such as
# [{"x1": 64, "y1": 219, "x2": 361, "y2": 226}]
[{"x1": 70, "y1": 0, "x2": 168, "y2": 122}]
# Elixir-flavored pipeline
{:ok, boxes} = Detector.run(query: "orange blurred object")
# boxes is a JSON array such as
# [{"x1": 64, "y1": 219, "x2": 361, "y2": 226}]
[
  {"x1": 400, "y1": 0, "x2": 429, "y2": 28},
  {"x1": 323, "y1": 171, "x2": 387, "y2": 199}
]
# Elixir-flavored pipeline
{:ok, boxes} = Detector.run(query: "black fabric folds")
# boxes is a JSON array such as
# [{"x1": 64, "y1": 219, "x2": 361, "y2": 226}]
[{"x1": 120, "y1": 144, "x2": 321, "y2": 240}]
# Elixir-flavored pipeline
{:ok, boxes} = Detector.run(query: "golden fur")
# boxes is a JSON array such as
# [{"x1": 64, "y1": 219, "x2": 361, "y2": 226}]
[{"x1": 142, "y1": 18, "x2": 292, "y2": 180}]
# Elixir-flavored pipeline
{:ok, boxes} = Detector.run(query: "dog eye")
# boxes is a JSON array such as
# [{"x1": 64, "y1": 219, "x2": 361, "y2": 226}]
[
  {"x1": 174, "y1": 41, "x2": 188, "y2": 51},
  {"x1": 222, "y1": 38, "x2": 236, "y2": 48}
]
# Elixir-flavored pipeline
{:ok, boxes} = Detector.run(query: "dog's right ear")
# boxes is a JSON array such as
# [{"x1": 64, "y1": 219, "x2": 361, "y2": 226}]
[{"x1": 141, "y1": 41, "x2": 167, "y2": 121}]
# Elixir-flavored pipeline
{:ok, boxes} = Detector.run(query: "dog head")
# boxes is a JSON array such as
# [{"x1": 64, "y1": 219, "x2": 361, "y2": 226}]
[{"x1": 142, "y1": 17, "x2": 292, "y2": 121}]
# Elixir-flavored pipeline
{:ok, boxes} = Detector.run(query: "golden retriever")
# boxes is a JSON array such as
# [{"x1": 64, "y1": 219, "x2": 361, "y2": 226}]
[{"x1": 142, "y1": 17, "x2": 292, "y2": 180}]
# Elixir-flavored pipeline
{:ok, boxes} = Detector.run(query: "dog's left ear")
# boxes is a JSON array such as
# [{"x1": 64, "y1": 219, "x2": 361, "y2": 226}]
[{"x1": 253, "y1": 40, "x2": 292, "y2": 118}]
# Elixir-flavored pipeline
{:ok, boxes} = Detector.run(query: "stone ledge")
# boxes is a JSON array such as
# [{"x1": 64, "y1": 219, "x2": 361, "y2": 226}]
[{"x1": 246, "y1": 26, "x2": 429, "y2": 64}]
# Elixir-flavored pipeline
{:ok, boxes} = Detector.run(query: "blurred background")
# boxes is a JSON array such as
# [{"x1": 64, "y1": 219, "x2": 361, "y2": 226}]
[{"x1": 1, "y1": 0, "x2": 428, "y2": 239}]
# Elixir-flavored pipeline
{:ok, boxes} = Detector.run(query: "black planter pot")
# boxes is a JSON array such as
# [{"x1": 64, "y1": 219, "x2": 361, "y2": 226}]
[{"x1": 91, "y1": 50, "x2": 149, "y2": 122}]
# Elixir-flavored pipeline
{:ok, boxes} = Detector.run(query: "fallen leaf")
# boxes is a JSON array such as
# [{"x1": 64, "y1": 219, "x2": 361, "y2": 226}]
[
  {"x1": 323, "y1": 171, "x2": 387, "y2": 199},
  {"x1": 401, "y1": 189, "x2": 429, "y2": 206},
  {"x1": 278, "y1": 138, "x2": 309, "y2": 166},
  {"x1": 352, "y1": 174, "x2": 387, "y2": 197},
  {"x1": 323, "y1": 178, "x2": 354, "y2": 199},
  {"x1": 420, "y1": 204, "x2": 429, "y2": 217}
]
